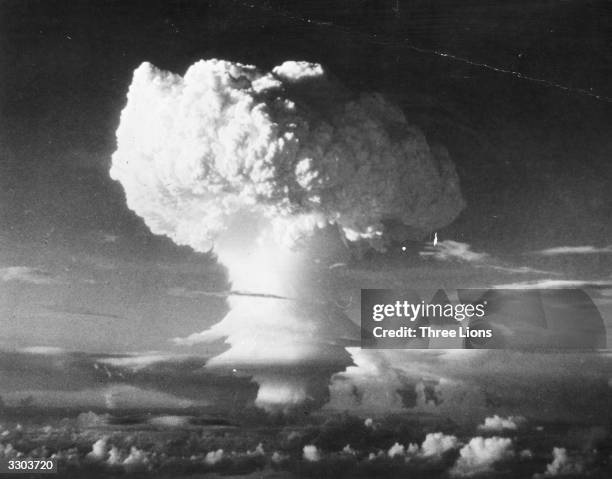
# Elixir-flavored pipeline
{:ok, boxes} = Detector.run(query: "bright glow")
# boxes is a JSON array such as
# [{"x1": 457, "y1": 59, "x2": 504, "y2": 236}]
[{"x1": 111, "y1": 58, "x2": 464, "y2": 412}]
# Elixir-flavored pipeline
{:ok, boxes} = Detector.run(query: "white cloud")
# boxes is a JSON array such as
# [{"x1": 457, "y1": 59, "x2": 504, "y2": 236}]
[
  {"x1": 123, "y1": 447, "x2": 150, "y2": 469},
  {"x1": 420, "y1": 241, "x2": 557, "y2": 276},
  {"x1": 368, "y1": 451, "x2": 385, "y2": 461},
  {"x1": 96, "y1": 353, "x2": 189, "y2": 371},
  {"x1": 341, "y1": 444, "x2": 356, "y2": 455},
  {"x1": 205, "y1": 449, "x2": 224, "y2": 465},
  {"x1": 0, "y1": 266, "x2": 60, "y2": 284},
  {"x1": 147, "y1": 415, "x2": 192, "y2": 428},
  {"x1": 387, "y1": 442, "x2": 406, "y2": 458},
  {"x1": 488, "y1": 264, "x2": 555, "y2": 275},
  {"x1": 87, "y1": 437, "x2": 109, "y2": 461},
  {"x1": 419, "y1": 432, "x2": 459, "y2": 458},
  {"x1": 493, "y1": 279, "x2": 612, "y2": 289},
  {"x1": 107, "y1": 446, "x2": 123, "y2": 465},
  {"x1": 303, "y1": 444, "x2": 321, "y2": 462},
  {"x1": 533, "y1": 245, "x2": 612, "y2": 256},
  {"x1": 451, "y1": 436, "x2": 514, "y2": 476},
  {"x1": 364, "y1": 418, "x2": 374, "y2": 428},
  {"x1": 478, "y1": 415, "x2": 525, "y2": 432},
  {"x1": 0, "y1": 443, "x2": 17, "y2": 458},
  {"x1": 388, "y1": 432, "x2": 458, "y2": 462},
  {"x1": 420, "y1": 241, "x2": 488, "y2": 263},
  {"x1": 272, "y1": 60, "x2": 324, "y2": 80},
  {"x1": 17, "y1": 346, "x2": 66, "y2": 355},
  {"x1": 534, "y1": 447, "x2": 584, "y2": 478},
  {"x1": 271, "y1": 451, "x2": 289, "y2": 464},
  {"x1": 247, "y1": 443, "x2": 265, "y2": 456}
]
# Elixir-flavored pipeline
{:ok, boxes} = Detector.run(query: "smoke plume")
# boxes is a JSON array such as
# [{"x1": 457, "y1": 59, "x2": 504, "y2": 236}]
[{"x1": 111, "y1": 59, "x2": 464, "y2": 411}]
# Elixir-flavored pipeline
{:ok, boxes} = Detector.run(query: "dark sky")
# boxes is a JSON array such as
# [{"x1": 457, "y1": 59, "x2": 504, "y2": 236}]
[{"x1": 1, "y1": 0, "x2": 612, "y2": 353}]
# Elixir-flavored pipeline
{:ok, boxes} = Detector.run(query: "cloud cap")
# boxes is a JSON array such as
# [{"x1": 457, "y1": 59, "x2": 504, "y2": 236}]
[{"x1": 110, "y1": 59, "x2": 464, "y2": 252}]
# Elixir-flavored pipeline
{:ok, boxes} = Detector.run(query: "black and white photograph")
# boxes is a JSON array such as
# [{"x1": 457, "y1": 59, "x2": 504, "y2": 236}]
[{"x1": 1, "y1": 1, "x2": 611, "y2": 477}]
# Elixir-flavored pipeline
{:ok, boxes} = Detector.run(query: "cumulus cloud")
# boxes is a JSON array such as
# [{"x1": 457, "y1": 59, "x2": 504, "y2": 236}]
[
  {"x1": 87, "y1": 437, "x2": 109, "y2": 461},
  {"x1": 0, "y1": 266, "x2": 59, "y2": 284},
  {"x1": 387, "y1": 442, "x2": 406, "y2": 458},
  {"x1": 205, "y1": 449, "x2": 225, "y2": 465},
  {"x1": 110, "y1": 58, "x2": 465, "y2": 413},
  {"x1": 247, "y1": 443, "x2": 265, "y2": 456},
  {"x1": 341, "y1": 444, "x2": 356, "y2": 455},
  {"x1": 271, "y1": 451, "x2": 289, "y2": 464},
  {"x1": 303, "y1": 444, "x2": 321, "y2": 462},
  {"x1": 419, "y1": 432, "x2": 459, "y2": 458},
  {"x1": 386, "y1": 433, "x2": 458, "y2": 461},
  {"x1": 107, "y1": 446, "x2": 123, "y2": 466},
  {"x1": 122, "y1": 446, "x2": 150, "y2": 469},
  {"x1": 478, "y1": 415, "x2": 525, "y2": 432},
  {"x1": 450, "y1": 436, "x2": 514, "y2": 477},
  {"x1": 534, "y1": 447, "x2": 584, "y2": 478}
]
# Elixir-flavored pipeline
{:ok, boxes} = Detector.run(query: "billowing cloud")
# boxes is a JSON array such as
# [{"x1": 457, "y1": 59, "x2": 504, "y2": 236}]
[
  {"x1": 341, "y1": 444, "x2": 356, "y2": 455},
  {"x1": 303, "y1": 444, "x2": 321, "y2": 462},
  {"x1": 387, "y1": 442, "x2": 407, "y2": 458},
  {"x1": 271, "y1": 451, "x2": 289, "y2": 464},
  {"x1": 122, "y1": 447, "x2": 151, "y2": 470},
  {"x1": 111, "y1": 59, "x2": 463, "y2": 252},
  {"x1": 111, "y1": 58, "x2": 465, "y2": 412},
  {"x1": 326, "y1": 349, "x2": 489, "y2": 419},
  {"x1": 450, "y1": 436, "x2": 514, "y2": 476},
  {"x1": 478, "y1": 415, "x2": 525, "y2": 431},
  {"x1": 385, "y1": 433, "x2": 458, "y2": 461},
  {"x1": 87, "y1": 437, "x2": 109, "y2": 461},
  {"x1": 204, "y1": 449, "x2": 225, "y2": 465},
  {"x1": 419, "y1": 432, "x2": 459, "y2": 458},
  {"x1": 534, "y1": 447, "x2": 584, "y2": 478}
]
